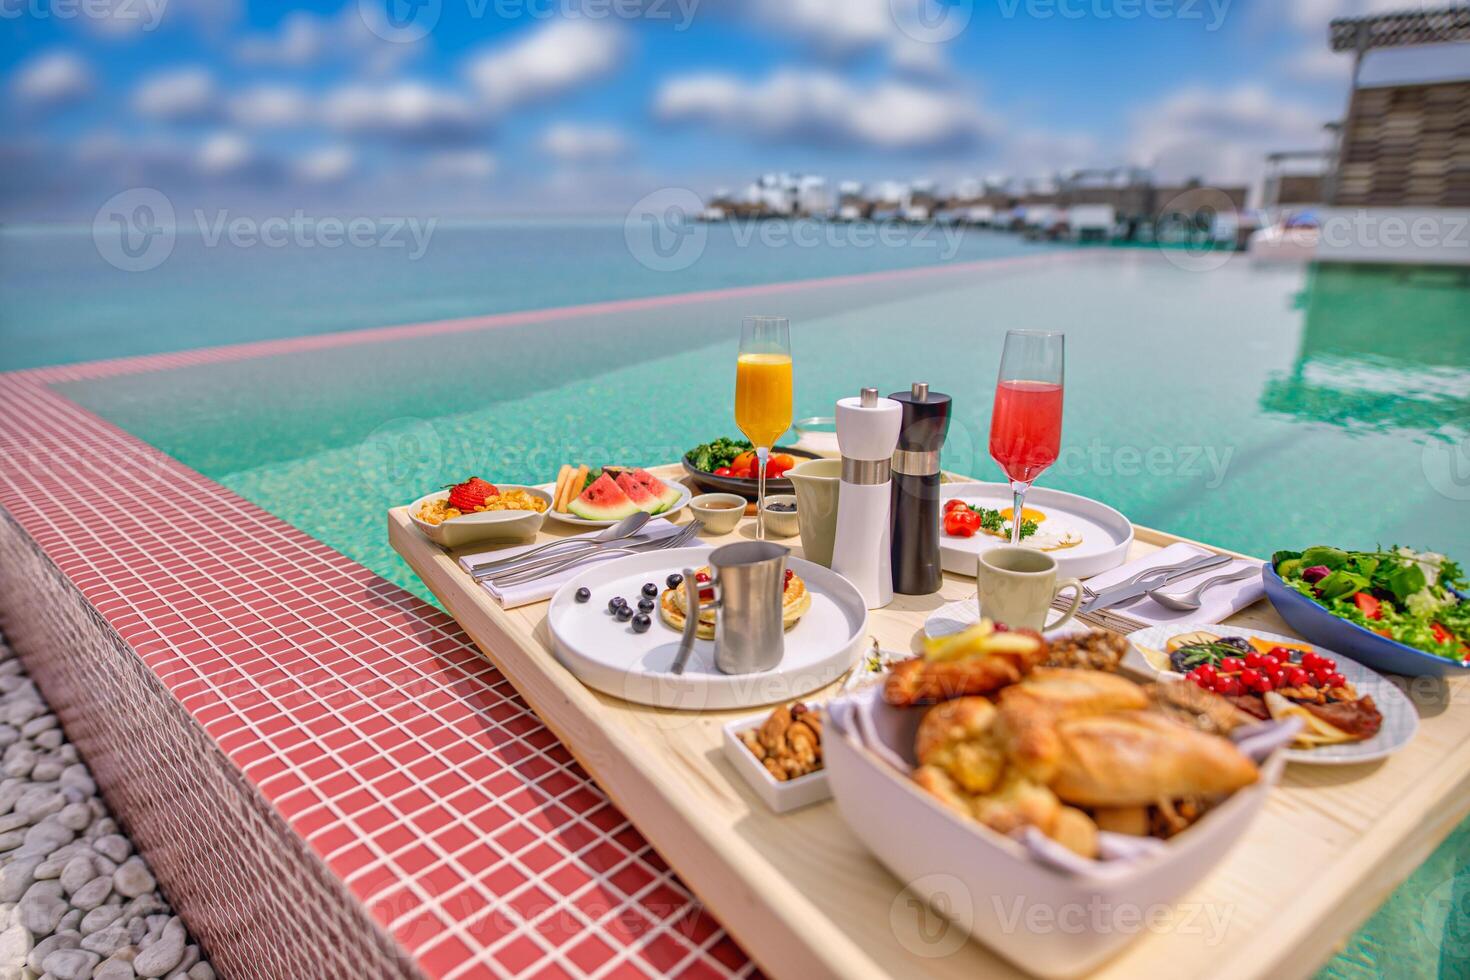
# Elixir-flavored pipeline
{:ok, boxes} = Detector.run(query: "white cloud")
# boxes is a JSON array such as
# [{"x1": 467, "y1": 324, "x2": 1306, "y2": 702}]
[
  {"x1": 195, "y1": 131, "x2": 253, "y2": 175},
  {"x1": 322, "y1": 81, "x2": 483, "y2": 145},
  {"x1": 236, "y1": 11, "x2": 324, "y2": 67},
  {"x1": 1281, "y1": 0, "x2": 1411, "y2": 32},
  {"x1": 235, "y1": 8, "x2": 419, "y2": 74},
  {"x1": 1129, "y1": 84, "x2": 1329, "y2": 186},
  {"x1": 540, "y1": 123, "x2": 629, "y2": 162},
  {"x1": 228, "y1": 85, "x2": 311, "y2": 128},
  {"x1": 423, "y1": 150, "x2": 498, "y2": 180},
  {"x1": 295, "y1": 145, "x2": 355, "y2": 183},
  {"x1": 133, "y1": 67, "x2": 218, "y2": 123},
  {"x1": 656, "y1": 70, "x2": 991, "y2": 152},
  {"x1": 465, "y1": 20, "x2": 626, "y2": 113},
  {"x1": 1282, "y1": 44, "x2": 1353, "y2": 83},
  {"x1": 748, "y1": 0, "x2": 895, "y2": 52},
  {"x1": 11, "y1": 51, "x2": 93, "y2": 111}
]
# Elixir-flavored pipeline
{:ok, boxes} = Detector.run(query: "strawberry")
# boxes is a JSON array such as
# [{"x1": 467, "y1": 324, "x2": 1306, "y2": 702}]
[{"x1": 447, "y1": 477, "x2": 498, "y2": 512}]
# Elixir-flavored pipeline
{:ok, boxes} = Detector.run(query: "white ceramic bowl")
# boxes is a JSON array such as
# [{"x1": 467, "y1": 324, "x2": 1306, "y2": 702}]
[
  {"x1": 407, "y1": 486, "x2": 551, "y2": 548},
  {"x1": 824, "y1": 685, "x2": 1288, "y2": 978},
  {"x1": 760, "y1": 494, "x2": 801, "y2": 539},
  {"x1": 721, "y1": 710, "x2": 831, "y2": 813},
  {"x1": 688, "y1": 493, "x2": 747, "y2": 535}
]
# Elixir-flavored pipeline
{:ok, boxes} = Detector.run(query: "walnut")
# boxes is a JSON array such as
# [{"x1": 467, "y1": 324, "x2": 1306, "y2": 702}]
[{"x1": 740, "y1": 702, "x2": 824, "y2": 781}]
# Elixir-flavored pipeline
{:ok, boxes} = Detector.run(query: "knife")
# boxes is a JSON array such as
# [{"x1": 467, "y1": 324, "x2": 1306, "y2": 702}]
[{"x1": 1079, "y1": 552, "x2": 1231, "y2": 613}]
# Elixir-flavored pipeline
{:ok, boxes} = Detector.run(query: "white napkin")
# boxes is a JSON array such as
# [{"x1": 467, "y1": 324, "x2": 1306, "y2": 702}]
[
  {"x1": 459, "y1": 519, "x2": 688, "y2": 609},
  {"x1": 1080, "y1": 542, "x2": 1264, "y2": 628}
]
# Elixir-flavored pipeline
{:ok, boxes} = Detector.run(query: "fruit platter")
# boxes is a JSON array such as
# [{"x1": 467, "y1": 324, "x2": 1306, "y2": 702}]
[
  {"x1": 547, "y1": 463, "x2": 692, "y2": 526},
  {"x1": 681, "y1": 436, "x2": 819, "y2": 499}
]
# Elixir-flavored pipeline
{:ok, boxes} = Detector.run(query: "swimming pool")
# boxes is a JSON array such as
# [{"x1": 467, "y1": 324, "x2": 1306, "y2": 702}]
[{"x1": 30, "y1": 247, "x2": 1470, "y2": 977}]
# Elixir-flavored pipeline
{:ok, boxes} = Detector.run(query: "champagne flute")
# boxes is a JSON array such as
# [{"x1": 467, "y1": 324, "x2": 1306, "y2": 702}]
[
  {"x1": 734, "y1": 315, "x2": 793, "y2": 540},
  {"x1": 988, "y1": 330, "x2": 1064, "y2": 545}
]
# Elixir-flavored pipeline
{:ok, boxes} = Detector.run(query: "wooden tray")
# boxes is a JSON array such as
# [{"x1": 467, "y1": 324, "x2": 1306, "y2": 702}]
[{"x1": 389, "y1": 465, "x2": 1470, "y2": 980}]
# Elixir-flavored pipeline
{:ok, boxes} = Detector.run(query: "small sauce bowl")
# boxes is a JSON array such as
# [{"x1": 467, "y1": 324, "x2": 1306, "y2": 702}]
[
  {"x1": 760, "y1": 494, "x2": 800, "y2": 538},
  {"x1": 689, "y1": 493, "x2": 747, "y2": 535}
]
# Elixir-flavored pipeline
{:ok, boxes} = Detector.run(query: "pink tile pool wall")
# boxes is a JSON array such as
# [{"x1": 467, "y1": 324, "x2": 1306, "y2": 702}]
[{"x1": 0, "y1": 367, "x2": 749, "y2": 980}]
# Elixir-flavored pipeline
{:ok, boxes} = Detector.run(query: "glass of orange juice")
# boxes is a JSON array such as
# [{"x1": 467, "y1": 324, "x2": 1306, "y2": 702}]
[{"x1": 735, "y1": 315, "x2": 793, "y2": 540}]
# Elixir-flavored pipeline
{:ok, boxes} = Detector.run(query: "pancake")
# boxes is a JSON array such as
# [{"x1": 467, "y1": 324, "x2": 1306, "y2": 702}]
[{"x1": 659, "y1": 566, "x2": 812, "y2": 640}]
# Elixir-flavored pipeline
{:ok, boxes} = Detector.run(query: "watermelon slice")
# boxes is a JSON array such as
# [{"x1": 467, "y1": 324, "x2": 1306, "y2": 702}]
[
  {"x1": 569, "y1": 473, "x2": 639, "y2": 521},
  {"x1": 615, "y1": 472, "x2": 660, "y2": 514},
  {"x1": 628, "y1": 468, "x2": 682, "y2": 514}
]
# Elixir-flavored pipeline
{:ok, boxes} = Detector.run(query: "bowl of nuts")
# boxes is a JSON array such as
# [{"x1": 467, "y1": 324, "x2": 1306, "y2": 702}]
[{"x1": 722, "y1": 701, "x2": 831, "y2": 813}]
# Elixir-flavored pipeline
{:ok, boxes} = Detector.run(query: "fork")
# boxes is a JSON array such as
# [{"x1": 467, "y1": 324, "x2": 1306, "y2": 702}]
[
  {"x1": 489, "y1": 521, "x2": 703, "y2": 588},
  {"x1": 1080, "y1": 553, "x2": 1221, "y2": 600}
]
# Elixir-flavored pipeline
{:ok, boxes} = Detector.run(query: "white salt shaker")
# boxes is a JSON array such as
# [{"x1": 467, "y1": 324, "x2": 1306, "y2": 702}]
[{"x1": 830, "y1": 387, "x2": 903, "y2": 609}]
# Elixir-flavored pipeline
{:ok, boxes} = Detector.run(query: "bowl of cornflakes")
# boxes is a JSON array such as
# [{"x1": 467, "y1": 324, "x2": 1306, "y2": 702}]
[{"x1": 409, "y1": 477, "x2": 552, "y2": 548}]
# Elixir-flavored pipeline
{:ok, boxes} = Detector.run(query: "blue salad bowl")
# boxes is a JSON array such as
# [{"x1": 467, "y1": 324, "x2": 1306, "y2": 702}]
[{"x1": 1263, "y1": 564, "x2": 1470, "y2": 677}]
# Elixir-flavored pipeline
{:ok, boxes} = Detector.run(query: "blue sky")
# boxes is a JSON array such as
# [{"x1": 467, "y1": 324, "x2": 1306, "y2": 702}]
[{"x1": 0, "y1": 0, "x2": 1383, "y2": 217}]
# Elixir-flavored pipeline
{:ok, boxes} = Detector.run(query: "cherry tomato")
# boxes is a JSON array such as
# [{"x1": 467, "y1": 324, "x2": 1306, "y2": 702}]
[
  {"x1": 1324, "y1": 672, "x2": 1346, "y2": 689},
  {"x1": 1260, "y1": 654, "x2": 1281, "y2": 670},
  {"x1": 1239, "y1": 668, "x2": 1266, "y2": 692},
  {"x1": 1310, "y1": 664, "x2": 1335, "y2": 686},
  {"x1": 1245, "y1": 652, "x2": 1265, "y2": 670},
  {"x1": 1352, "y1": 591, "x2": 1382, "y2": 620},
  {"x1": 1300, "y1": 652, "x2": 1321, "y2": 670},
  {"x1": 712, "y1": 466, "x2": 732, "y2": 477},
  {"x1": 1431, "y1": 622, "x2": 1454, "y2": 646},
  {"x1": 731, "y1": 451, "x2": 757, "y2": 474},
  {"x1": 1215, "y1": 676, "x2": 1243, "y2": 697},
  {"x1": 1218, "y1": 657, "x2": 1244, "y2": 673},
  {"x1": 1319, "y1": 656, "x2": 1337, "y2": 671},
  {"x1": 1194, "y1": 664, "x2": 1217, "y2": 682},
  {"x1": 1284, "y1": 667, "x2": 1310, "y2": 687},
  {"x1": 1266, "y1": 667, "x2": 1285, "y2": 689},
  {"x1": 944, "y1": 499, "x2": 970, "y2": 513},
  {"x1": 944, "y1": 507, "x2": 981, "y2": 538},
  {"x1": 1269, "y1": 646, "x2": 1295, "y2": 661},
  {"x1": 766, "y1": 453, "x2": 796, "y2": 478}
]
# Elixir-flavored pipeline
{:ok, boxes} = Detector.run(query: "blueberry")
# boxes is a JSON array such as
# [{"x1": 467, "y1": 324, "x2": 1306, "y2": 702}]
[
  {"x1": 637, "y1": 597, "x2": 655, "y2": 613},
  {"x1": 631, "y1": 613, "x2": 651, "y2": 633},
  {"x1": 575, "y1": 587, "x2": 591, "y2": 603},
  {"x1": 642, "y1": 582, "x2": 659, "y2": 598},
  {"x1": 666, "y1": 573, "x2": 683, "y2": 589},
  {"x1": 607, "y1": 597, "x2": 624, "y2": 613},
  {"x1": 614, "y1": 604, "x2": 634, "y2": 622}
]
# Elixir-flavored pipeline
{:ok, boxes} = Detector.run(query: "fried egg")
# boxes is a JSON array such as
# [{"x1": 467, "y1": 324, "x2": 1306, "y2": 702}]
[
  {"x1": 1000, "y1": 506, "x2": 1048, "y2": 524},
  {"x1": 1006, "y1": 518, "x2": 1083, "y2": 551}
]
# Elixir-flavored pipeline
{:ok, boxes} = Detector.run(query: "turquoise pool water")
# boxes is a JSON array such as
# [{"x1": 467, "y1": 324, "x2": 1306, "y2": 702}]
[{"x1": 15, "y1": 231, "x2": 1470, "y2": 976}]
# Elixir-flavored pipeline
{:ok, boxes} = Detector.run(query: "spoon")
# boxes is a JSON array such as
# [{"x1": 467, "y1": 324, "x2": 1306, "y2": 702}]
[
  {"x1": 469, "y1": 510, "x2": 652, "y2": 578},
  {"x1": 1146, "y1": 564, "x2": 1261, "y2": 611}
]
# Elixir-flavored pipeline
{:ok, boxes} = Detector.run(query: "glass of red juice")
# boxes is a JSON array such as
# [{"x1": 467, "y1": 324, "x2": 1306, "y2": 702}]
[{"x1": 988, "y1": 330, "x2": 1064, "y2": 545}]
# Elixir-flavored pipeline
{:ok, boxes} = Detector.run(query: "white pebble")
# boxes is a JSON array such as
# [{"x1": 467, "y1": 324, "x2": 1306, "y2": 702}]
[
  {"x1": 113, "y1": 858, "x2": 155, "y2": 899},
  {"x1": 70, "y1": 875, "x2": 114, "y2": 912},
  {"x1": 42, "y1": 946, "x2": 100, "y2": 980},
  {"x1": 93, "y1": 835, "x2": 131, "y2": 864}
]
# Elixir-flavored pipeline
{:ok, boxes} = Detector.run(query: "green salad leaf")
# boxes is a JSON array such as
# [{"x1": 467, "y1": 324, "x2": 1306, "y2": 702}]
[
  {"x1": 1274, "y1": 545, "x2": 1469, "y2": 663},
  {"x1": 687, "y1": 437, "x2": 753, "y2": 473}
]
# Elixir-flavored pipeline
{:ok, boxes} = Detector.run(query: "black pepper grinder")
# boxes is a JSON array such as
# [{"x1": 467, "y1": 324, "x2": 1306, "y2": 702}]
[{"x1": 889, "y1": 382, "x2": 952, "y2": 596}]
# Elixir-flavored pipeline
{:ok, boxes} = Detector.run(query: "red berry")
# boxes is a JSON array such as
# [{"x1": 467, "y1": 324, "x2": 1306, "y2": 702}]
[
  {"x1": 1265, "y1": 668, "x2": 1285, "y2": 689},
  {"x1": 1245, "y1": 652, "x2": 1265, "y2": 669},
  {"x1": 1284, "y1": 667, "x2": 1310, "y2": 687},
  {"x1": 1216, "y1": 676, "x2": 1243, "y2": 696},
  {"x1": 1325, "y1": 673, "x2": 1346, "y2": 689},
  {"x1": 993, "y1": 622, "x2": 1010, "y2": 632},
  {"x1": 695, "y1": 571, "x2": 710, "y2": 583},
  {"x1": 1219, "y1": 657, "x2": 1243, "y2": 673},
  {"x1": 447, "y1": 476, "x2": 498, "y2": 512},
  {"x1": 1269, "y1": 646, "x2": 1293, "y2": 660}
]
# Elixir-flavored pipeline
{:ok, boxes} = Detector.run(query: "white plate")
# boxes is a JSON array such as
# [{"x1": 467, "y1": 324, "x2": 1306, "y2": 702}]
[
  {"x1": 546, "y1": 481, "x2": 693, "y2": 528},
  {"x1": 1126, "y1": 623, "x2": 1419, "y2": 765},
  {"x1": 939, "y1": 482, "x2": 1132, "y2": 580},
  {"x1": 408, "y1": 486, "x2": 551, "y2": 548},
  {"x1": 721, "y1": 710, "x2": 831, "y2": 813},
  {"x1": 547, "y1": 547, "x2": 867, "y2": 710}
]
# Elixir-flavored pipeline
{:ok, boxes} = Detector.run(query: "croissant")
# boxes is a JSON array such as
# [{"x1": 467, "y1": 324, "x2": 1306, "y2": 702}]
[
  {"x1": 914, "y1": 697, "x2": 1004, "y2": 794},
  {"x1": 884, "y1": 629, "x2": 1047, "y2": 706},
  {"x1": 1048, "y1": 711, "x2": 1259, "y2": 807},
  {"x1": 996, "y1": 668, "x2": 1150, "y2": 783}
]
